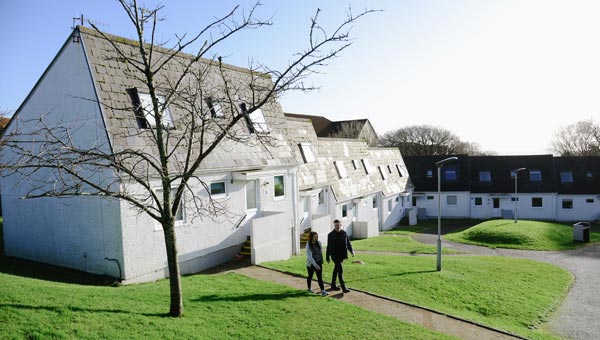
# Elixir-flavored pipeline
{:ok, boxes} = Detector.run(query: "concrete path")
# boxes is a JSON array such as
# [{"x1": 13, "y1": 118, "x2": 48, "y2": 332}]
[
  {"x1": 230, "y1": 265, "x2": 524, "y2": 340},
  {"x1": 413, "y1": 232, "x2": 600, "y2": 340}
]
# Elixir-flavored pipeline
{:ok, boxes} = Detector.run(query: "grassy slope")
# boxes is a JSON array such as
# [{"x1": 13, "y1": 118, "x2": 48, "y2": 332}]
[
  {"x1": 445, "y1": 219, "x2": 600, "y2": 250},
  {"x1": 0, "y1": 265, "x2": 455, "y2": 340},
  {"x1": 264, "y1": 254, "x2": 571, "y2": 340},
  {"x1": 353, "y1": 233, "x2": 460, "y2": 254}
]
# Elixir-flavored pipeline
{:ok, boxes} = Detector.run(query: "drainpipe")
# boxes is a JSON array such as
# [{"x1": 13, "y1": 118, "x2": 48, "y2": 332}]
[{"x1": 291, "y1": 169, "x2": 300, "y2": 255}]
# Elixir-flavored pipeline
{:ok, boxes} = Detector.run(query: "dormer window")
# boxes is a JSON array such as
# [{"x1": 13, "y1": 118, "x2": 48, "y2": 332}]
[
  {"x1": 299, "y1": 143, "x2": 316, "y2": 163},
  {"x1": 130, "y1": 89, "x2": 175, "y2": 129},
  {"x1": 560, "y1": 171, "x2": 573, "y2": 183},
  {"x1": 206, "y1": 97, "x2": 223, "y2": 118},
  {"x1": 444, "y1": 170, "x2": 457, "y2": 181},
  {"x1": 426, "y1": 169, "x2": 433, "y2": 178},
  {"x1": 479, "y1": 171, "x2": 491, "y2": 182},
  {"x1": 334, "y1": 161, "x2": 348, "y2": 179},
  {"x1": 529, "y1": 170, "x2": 542, "y2": 182},
  {"x1": 240, "y1": 102, "x2": 269, "y2": 134}
]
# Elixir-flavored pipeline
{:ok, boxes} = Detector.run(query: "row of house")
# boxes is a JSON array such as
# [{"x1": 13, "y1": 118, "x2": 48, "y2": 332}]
[
  {"x1": 0, "y1": 26, "x2": 412, "y2": 283},
  {"x1": 404, "y1": 154, "x2": 600, "y2": 222}
]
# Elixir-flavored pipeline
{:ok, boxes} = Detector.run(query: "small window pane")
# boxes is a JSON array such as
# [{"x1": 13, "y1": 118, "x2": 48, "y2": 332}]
[
  {"x1": 299, "y1": 143, "x2": 316, "y2": 163},
  {"x1": 274, "y1": 175, "x2": 285, "y2": 198},
  {"x1": 474, "y1": 197, "x2": 482, "y2": 206},
  {"x1": 562, "y1": 199, "x2": 573, "y2": 209},
  {"x1": 246, "y1": 181, "x2": 256, "y2": 210},
  {"x1": 586, "y1": 171, "x2": 593, "y2": 178},
  {"x1": 378, "y1": 166, "x2": 388, "y2": 180},
  {"x1": 362, "y1": 159, "x2": 373, "y2": 174},
  {"x1": 427, "y1": 169, "x2": 433, "y2": 178},
  {"x1": 447, "y1": 196, "x2": 457, "y2": 206},
  {"x1": 335, "y1": 161, "x2": 348, "y2": 179},
  {"x1": 206, "y1": 97, "x2": 224, "y2": 118},
  {"x1": 444, "y1": 170, "x2": 457, "y2": 181},
  {"x1": 372, "y1": 196, "x2": 377, "y2": 209},
  {"x1": 532, "y1": 197, "x2": 543, "y2": 207},
  {"x1": 318, "y1": 190, "x2": 325, "y2": 204},
  {"x1": 530, "y1": 170, "x2": 542, "y2": 182},
  {"x1": 396, "y1": 164, "x2": 403, "y2": 177},
  {"x1": 210, "y1": 182, "x2": 226, "y2": 196},
  {"x1": 586, "y1": 198, "x2": 594, "y2": 204},
  {"x1": 427, "y1": 195, "x2": 434, "y2": 200},
  {"x1": 342, "y1": 204, "x2": 348, "y2": 218},
  {"x1": 388, "y1": 199, "x2": 392, "y2": 212},
  {"x1": 352, "y1": 160, "x2": 359, "y2": 170},
  {"x1": 479, "y1": 171, "x2": 491, "y2": 182},
  {"x1": 560, "y1": 172, "x2": 573, "y2": 183},
  {"x1": 138, "y1": 92, "x2": 174, "y2": 128}
]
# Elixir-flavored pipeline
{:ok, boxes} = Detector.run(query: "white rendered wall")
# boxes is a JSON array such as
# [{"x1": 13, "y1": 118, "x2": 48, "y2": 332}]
[
  {"x1": 416, "y1": 192, "x2": 470, "y2": 218},
  {"x1": 251, "y1": 210, "x2": 292, "y2": 264},
  {"x1": 381, "y1": 194, "x2": 405, "y2": 230},
  {"x1": 555, "y1": 195, "x2": 600, "y2": 221}
]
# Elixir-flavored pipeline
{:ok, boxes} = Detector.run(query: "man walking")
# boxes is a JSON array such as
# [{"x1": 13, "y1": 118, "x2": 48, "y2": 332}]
[{"x1": 326, "y1": 219, "x2": 354, "y2": 293}]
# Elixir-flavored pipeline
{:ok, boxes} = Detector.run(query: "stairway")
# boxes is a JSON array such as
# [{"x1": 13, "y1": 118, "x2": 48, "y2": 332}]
[
  {"x1": 300, "y1": 228, "x2": 311, "y2": 249},
  {"x1": 239, "y1": 236, "x2": 251, "y2": 257}
]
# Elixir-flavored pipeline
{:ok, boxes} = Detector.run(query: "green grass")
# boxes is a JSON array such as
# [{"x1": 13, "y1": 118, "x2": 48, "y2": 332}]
[
  {"x1": 445, "y1": 219, "x2": 600, "y2": 250},
  {"x1": 264, "y1": 254, "x2": 571, "y2": 340},
  {"x1": 0, "y1": 259, "x2": 455, "y2": 340},
  {"x1": 352, "y1": 234, "x2": 461, "y2": 254}
]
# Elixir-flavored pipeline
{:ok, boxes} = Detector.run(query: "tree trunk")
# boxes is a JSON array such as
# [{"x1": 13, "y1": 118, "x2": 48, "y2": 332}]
[{"x1": 163, "y1": 220, "x2": 183, "y2": 317}]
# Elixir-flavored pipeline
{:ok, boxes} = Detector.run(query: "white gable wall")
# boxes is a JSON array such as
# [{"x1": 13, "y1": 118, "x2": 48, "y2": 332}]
[{"x1": 1, "y1": 36, "x2": 123, "y2": 277}]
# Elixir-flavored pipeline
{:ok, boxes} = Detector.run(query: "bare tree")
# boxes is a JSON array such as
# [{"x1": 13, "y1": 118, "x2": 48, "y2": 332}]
[
  {"x1": 328, "y1": 120, "x2": 378, "y2": 146},
  {"x1": 1, "y1": 0, "x2": 375, "y2": 317},
  {"x1": 550, "y1": 119, "x2": 600, "y2": 156},
  {"x1": 379, "y1": 124, "x2": 489, "y2": 156}
]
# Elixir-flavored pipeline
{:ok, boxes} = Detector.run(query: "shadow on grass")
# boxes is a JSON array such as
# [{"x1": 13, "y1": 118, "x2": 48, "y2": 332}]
[
  {"x1": 193, "y1": 291, "x2": 307, "y2": 302},
  {"x1": 0, "y1": 303, "x2": 167, "y2": 317},
  {"x1": 0, "y1": 256, "x2": 118, "y2": 286},
  {"x1": 350, "y1": 269, "x2": 438, "y2": 284}
]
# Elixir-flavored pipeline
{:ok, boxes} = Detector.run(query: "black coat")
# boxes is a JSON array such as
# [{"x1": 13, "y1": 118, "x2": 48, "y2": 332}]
[{"x1": 326, "y1": 229, "x2": 353, "y2": 262}]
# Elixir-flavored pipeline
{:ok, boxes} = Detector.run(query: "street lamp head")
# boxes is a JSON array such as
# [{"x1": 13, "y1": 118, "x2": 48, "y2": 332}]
[
  {"x1": 513, "y1": 167, "x2": 527, "y2": 173},
  {"x1": 435, "y1": 156, "x2": 458, "y2": 168}
]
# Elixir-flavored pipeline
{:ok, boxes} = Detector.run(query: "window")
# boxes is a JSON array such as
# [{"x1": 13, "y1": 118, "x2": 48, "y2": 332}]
[
  {"x1": 352, "y1": 159, "x2": 360, "y2": 170},
  {"x1": 274, "y1": 175, "x2": 285, "y2": 198},
  {"x1": 318, "y1": 190, "x2": 325, "y2": 205},
  {"x1": 427, "y1": 195, "x2": 434, "y2": 200},
  {"x1": 387, "y1": 165, "x2": 393, "y2": 174},
  {"x1": 334, "y1": 161, "x2": 348, "y2": 179},
  {"x1": 137, "y1": 92, "x2": 175, "y2": 128},
  {"x1": 560, "y1": 171, "x2": 573, "y2": 183},
  {"x1": 210, "y1": 182, "x2": 226, "y2": 196},
  {"x1": 529, "y1": 170, "x2": 542, "y2": 182},
  {"x1": 444, "y1": 170, "x2": 457, "y2": 181},
  {"x1": 378, "y1": 166, "x2": 388, "y2": 180},
  {"x1": 532, "y1": 197, "x2": 543, "y2": 207},
  {"x1": 474, "y1": 197, "x2": 482, "y2": 206},
  {"x1": 447, "y1": 195, "x2": 457, "y2": 206},
  {"x1": 562, "y1": 199, "x2": 573, "y2": 209},
  {"x1": 479, "y1": 171, "x2": 491, "y2": 182},
  {"x1": 299, "y1": 143, "x2": 316, "y2": 163},
  {"x1": 511, "y1": 197, "x2": 519, "y2": 202},
  {"x1": 388, "y1": 199, "x2": 393, "y2": 212},
  {"x1": 206, "y1": 97, "x2": 223, "y2": 118},
  {"x1": 396, "y1": 164, "x2": 403, "y2": 177},
  {"x1": 586, "y1": 198, "x2": 595, "y2": 204},
  {"x1": 372, "y1": 196, "x2": 377, "y2": 209},
  {"x1": 245, "y1": 181, "x2": 256, "y2": 210},
  {"x1": 426, "y1": 169, "x2": 433, "y2": 178},
  {"x1": 342, "y1": 204, "x2": 348, "y2": 218},
  {"x1": 395, "y1": 196, "x2": 399, "y2": 202},
  {"x1": 361, "y1": 159, "x2": 373, "y2": 174},
  {"x1": 586, "y1": 171, "x2": 593, "y2": 178},
  {"x1": 240, "y1": 103, "x2": 269, "y2": 134},
  {"x1": 155, "y1": 188, "x2": 184, "y2": 223}
]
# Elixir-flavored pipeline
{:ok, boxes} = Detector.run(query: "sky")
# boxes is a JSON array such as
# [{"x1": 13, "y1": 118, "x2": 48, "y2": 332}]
[{"x1": 1, "y1": 0, "x2": 600, "y2": 155}]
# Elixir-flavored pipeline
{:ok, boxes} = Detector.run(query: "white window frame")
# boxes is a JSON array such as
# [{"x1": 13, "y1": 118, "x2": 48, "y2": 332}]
[
  {"x1": 334, "y1": 161, "x2": 348, "y2": 179},
  {"x1": 209, "y1": 181, "x2": 227, "y2": 198},
  {"x1": 562, "y1": 199, "x2": 573, "y2": 209},
  {"x1": 245, "y1": 180, "x2": 258, "y2": 211},
  {"x1": 341, "y1": 203, "x2": 348, "y2": 219},
  {"x1": 362, "y1": 159, "x2": 374, "y2": 174},
  {"x1": 273, "y1": 175, "x2": 286, "y2": 200},
  {"x1": 531, "y1": 197, "x2": 543, "y2": 208},
  {"x1": 560, "y1": 171, "x2": 573, "y2": 183},
  {"x1": 474, "y1": 197, "x2": 483, "y2": 206},
  {"x1": 154, "y1": 187, "x2": 185, "y2": 229},
  {"x1": 447, "y1": 195, "x2": 458, "y2": 206},
  {"x1": 299, "y1": 143, "x2": 316, "y2": 163},
  {"x1": 138, "y1": 92, "x2": 175, "y2": 128}
]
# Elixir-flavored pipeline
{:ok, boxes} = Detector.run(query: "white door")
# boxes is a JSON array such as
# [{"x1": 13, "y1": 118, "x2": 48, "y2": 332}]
[{"x1": 242, "y1": 180, "x2": 259, "y2": 232}]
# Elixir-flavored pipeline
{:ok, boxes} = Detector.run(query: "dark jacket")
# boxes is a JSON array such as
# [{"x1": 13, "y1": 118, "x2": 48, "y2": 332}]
[{"x1": 326, "y1": 229, "x2": 353, "y2": 262}]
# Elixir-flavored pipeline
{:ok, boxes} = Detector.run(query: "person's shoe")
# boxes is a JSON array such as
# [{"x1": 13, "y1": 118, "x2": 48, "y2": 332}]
[
  {"x1": 321, "y1": 290, "x2": 329, "y2": 296},
  {"x1": 307, "y1": 289, "x2": 314, "y2": 293},
  {"x1": 330, "y1": 286, "x2": 341, "y2": 291},
  {"x1": 342, "y1": 288, "x2": 351, "y2": 293}
]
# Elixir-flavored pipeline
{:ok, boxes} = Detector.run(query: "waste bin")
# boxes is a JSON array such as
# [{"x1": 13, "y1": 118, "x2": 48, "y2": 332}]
[{"x1": 573, "y1": 222, "x2": 591, "y2": 242}]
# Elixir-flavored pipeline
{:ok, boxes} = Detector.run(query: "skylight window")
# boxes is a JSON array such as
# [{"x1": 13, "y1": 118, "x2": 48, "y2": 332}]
[
  {"x1": 378, "y1": 166, "x2": 388, "y2": 180},
  {"x1": 138, "y1": 92, "x2": 175, "y2": 128},
  {"x1": 361, "y1": 159, "x2": 374, "y2": 174},
  {"x1": 334, "y1": 161, "x2": 348, "y2": 179},
  {"x1": 396, "y1": 164, "x2": 403, "y2": 177},
  {"x1": 529, "y1": 170, "x2": 542, "y2": 182},
  {"x1": 206, "y1": 97, "x2": 224, "y2": 118},
  {"x1": 479, "y1": 171, "x2": 491, "y2": 182},
  {"x1": 240, "y1": 103, "x2": 269, "y2": 134},
  {"x1": 299, "y1": 143, "x2": 316, "y2": 163},
  {"x1": 560, "y1": 171, "x2": 573, "y2": 183}
]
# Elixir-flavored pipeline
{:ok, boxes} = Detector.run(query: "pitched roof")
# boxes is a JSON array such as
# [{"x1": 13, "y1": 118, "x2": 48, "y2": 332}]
[
  {"x1": 77, "y1": 26, "x2": 296, "y2": 172},
  {"x1": 403, "y1": 155, "x2": 470, "y2": 192},
  {"x1": 553, "y1": 157, "x2": 600, "y2": 194}
]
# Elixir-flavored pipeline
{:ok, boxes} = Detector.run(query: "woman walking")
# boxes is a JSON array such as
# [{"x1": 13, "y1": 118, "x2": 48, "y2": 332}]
[{"x1": 306, "y1": 231, "x2": 328, "y2": 296}]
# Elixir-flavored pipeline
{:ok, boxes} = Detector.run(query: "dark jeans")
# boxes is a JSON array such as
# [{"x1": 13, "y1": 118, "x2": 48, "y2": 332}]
[
  {"x1": 331, "y1": 260, "x2": 346, "y2": 289},
  {"x1": 307, "y1": 262, "x2": 324, "y2": 290}
]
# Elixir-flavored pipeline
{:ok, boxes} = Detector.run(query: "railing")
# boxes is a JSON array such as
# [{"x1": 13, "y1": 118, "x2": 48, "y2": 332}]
[{"x1": 232, "y1": 213, "x2": 248, "y2": 230}]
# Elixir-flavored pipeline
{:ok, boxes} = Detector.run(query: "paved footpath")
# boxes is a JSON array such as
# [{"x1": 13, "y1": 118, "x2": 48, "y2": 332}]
[
  {"x1": 230, "y1": 265, "x2": 523, "y2": 340},
  {"x1": 413, "y1": 233, "x2": 600, "y2": 340}
]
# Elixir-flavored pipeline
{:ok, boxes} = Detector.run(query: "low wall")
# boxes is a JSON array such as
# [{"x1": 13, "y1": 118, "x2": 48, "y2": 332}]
[
  {"x1": 353, "y1": 220, "x2": 378, "y2": 239},
  {"x1": 251, "y1": 211, "x2": 292, "y2": 264},
  {"x1": 311, "y1": 214, "x2": 331, "y2": 247}
]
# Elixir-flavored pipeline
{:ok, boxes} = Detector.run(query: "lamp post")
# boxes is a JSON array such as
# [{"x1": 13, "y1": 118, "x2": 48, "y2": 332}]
[
  {"x1": 435, "y1": 156, "x2": 458, "y2": 271},
  {"x1": 512, "y1": 168, "x2": 527, "y2": 223}
]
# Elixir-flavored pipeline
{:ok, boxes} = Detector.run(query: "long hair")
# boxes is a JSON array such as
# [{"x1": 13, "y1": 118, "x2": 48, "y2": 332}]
[{"x1": 309, "y1": 231, "x2": 320, "y2": 249}]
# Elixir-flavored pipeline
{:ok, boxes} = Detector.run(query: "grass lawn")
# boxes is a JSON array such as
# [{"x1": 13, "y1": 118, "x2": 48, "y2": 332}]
[
  {"x1": 264, "y1": 254, "x2": 571, "y2": 340},
  {"x1": 0, "y1": 259, "x2": 455, "y2": 340},
  {"x1": 352, "y1": 233, "x2": 461, "y2": 254},
  {"x1": 445, "y1": 219, "x2": 600, "y2": 250}
]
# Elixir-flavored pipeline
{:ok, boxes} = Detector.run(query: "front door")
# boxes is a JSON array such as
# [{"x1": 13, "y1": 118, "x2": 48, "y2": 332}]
[
  {"x1": 492, "y1": 198, "x2": 501, "y2": 218},
  {"x1": 242, "y1": 180, "x2": 259, "y2": 231}
]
